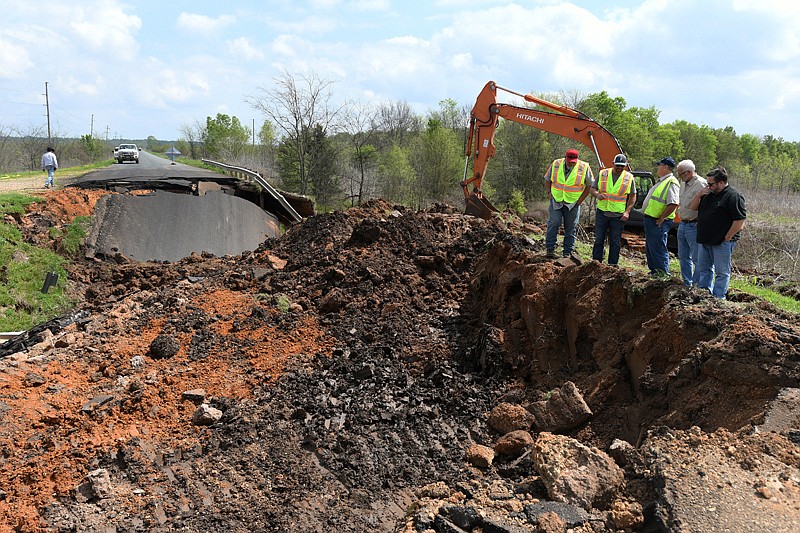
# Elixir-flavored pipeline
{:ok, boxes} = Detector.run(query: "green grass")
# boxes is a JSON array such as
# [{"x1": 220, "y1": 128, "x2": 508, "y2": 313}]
[
  {"x1": 730, "y1": 279, "x2": 800, "y2": 313},
  {"x1": 543, "y1": 232, "x2": 800, "y2": 314},
  {"x1": 0, "y1": 159, "x2": 114, "y2": 182},
  {"x1": 49, "y1": 215, "x2": 93, "y2": 255},
  {"x1": 0, "y1": 192, "x2": 75, "y2": 330}
]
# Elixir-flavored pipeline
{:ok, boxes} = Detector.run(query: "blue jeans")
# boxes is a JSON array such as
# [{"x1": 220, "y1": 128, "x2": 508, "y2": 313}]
[
  {"x1": 546, "y1": 201, "x2": 581, "y2": 256},
  {"x1": 697, "y1": 241, "x2": 736, "y2": 299},
  {"x1": 592, "y1": 210, "x2": 625, "y2": 265},
  {"x1": 44, "y1": 165, "x2": 55, "y2": 187},
  {"x1": 644, "y1": 216, "x2": 673, "y2": 275},
  {"x1": 677, "y1": 221, "x2": 700, "y2": 286}
]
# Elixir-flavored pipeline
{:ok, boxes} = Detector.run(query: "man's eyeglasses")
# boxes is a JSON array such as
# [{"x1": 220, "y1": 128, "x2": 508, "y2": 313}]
[
  {"x1": 679, "y1": 170, "x2": 691, "y2": 177},
  {"x1": 707, "y1": 180, "x2": 717, "y2": 187}
]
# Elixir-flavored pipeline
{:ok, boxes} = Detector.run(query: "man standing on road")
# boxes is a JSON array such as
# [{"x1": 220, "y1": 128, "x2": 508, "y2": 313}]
[
  {"x1": 590, "y1": 153, "x2": 637, "y2": 265},
  {"x1": 544, "y1": 148, "x2": 593, "y2": 258},
  {"x1": 690, "y1": 166, "x2": 746, "y2": 299},
  {"x1": 675, "y1": 160, "x2": 707, "y2": 287},
  {"x1": 641, "y1": 156, "x2": 680, "y2": 276},
  {"x1": 41, "y1": 147, "x2": 58, "y2": 189}
]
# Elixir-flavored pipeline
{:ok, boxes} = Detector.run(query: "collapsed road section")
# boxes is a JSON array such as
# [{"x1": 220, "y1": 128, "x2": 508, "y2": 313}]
[{"x1": 84, "y1": 190, "x2": 281, "y2": 262}]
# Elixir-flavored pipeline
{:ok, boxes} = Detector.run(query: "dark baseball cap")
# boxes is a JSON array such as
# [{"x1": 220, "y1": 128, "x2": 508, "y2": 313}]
[{"x1": 655, "y1": 156, "x2": 676, "y2": 168}]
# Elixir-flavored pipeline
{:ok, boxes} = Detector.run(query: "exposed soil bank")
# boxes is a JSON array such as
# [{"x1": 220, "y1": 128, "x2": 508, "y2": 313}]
[{"x1": 1, "y1": 192, "x2": 799, "y2": 532}]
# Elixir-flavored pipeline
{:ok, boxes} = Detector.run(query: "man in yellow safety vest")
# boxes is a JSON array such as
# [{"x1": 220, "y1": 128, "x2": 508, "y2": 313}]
[
  {"x1": 590, "y1": 153, "x2": 637, "y2": 265},
  {"x1": 641, "y1": 156, "x2": 680, "y2": 276},
  {"x1": 544, "y1": 148, "x2": 593, "y2": 258}
]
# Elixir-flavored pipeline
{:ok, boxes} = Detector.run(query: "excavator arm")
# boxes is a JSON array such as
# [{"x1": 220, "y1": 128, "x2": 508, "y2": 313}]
[{"x1": 461, "y1": 81, "x2": 627, "y2": 218}]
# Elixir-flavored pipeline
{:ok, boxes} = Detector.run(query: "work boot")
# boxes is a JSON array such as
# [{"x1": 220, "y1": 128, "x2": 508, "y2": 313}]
[{"x1": 546, "y1": 249, "x2": 556, "y2": 258}]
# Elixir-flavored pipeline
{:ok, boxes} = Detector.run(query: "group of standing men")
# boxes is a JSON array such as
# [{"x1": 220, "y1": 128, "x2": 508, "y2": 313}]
[{"x1": 545, "y1": 149, "x2": 746, "y2": 300}]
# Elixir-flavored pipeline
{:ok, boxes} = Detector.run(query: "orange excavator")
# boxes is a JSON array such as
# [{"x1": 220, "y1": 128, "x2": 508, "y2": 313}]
[{"x1": 461, "y1": 81, "x2": 641, "y2": 219}]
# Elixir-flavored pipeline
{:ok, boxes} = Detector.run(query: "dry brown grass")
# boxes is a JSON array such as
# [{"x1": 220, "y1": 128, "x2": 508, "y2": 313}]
[{"x1": 729, "y1": 189, "x2": 800, "y2": 283}]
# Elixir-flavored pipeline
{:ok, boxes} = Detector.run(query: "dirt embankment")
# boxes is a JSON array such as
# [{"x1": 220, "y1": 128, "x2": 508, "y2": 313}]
[{"x1": 1, "y1": 190, "x2": 799, "y2": 532}]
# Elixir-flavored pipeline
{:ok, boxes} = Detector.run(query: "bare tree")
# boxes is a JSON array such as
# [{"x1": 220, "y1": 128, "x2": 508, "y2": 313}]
[
  {"x1": 12, "y1": 125, "x2": 48, "y2": 170},
  {"x1": 0, "y1": 123, "x2": 14, "y2": 172},
  {"x1": 341, "y1": 100, "x2": 379, "y2": 205},
  {"x1": 247, "y1": 69, "x2": 345, "y2": 195},
  {"x1": 376, "y1": 100, "x2": 421, "y2": 147},
  {"x1": 178, "y1": 119, "x2": 206, "y2": 160}
]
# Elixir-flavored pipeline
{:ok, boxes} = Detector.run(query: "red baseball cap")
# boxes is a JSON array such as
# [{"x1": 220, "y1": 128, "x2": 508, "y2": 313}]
[{"x1": 565, "y1": 149, "x2": 579, "y2": 161}]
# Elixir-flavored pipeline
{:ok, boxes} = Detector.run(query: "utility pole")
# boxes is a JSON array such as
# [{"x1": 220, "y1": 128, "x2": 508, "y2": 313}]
[
  {"x1": 105, "y1": 125, "x2": 110, "y2": 140},
  {"x1": 90, "y1": 114, "x2": 94, "y2": 138},
  {"x1": 43, "y1": 81, "x2": 52, "y2": 144},
  {"x1": 252, "y1": 118, "x2": 255, "y2": 146}
]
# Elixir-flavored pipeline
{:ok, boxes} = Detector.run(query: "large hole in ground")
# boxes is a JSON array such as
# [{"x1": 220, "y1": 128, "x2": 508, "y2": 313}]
[{"x1": 462, "y1": 239, "x2": 796, "y2": 447}]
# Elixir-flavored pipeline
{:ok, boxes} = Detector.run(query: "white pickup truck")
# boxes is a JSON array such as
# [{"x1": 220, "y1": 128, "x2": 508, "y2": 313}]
[{"x1": 116, "y1": 143, "x2": 139, "y2": 164}]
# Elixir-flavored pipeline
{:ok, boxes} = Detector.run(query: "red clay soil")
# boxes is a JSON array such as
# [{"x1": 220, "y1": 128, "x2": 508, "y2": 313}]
[{"x1": 1, "y1": 189, "x2": 799, "y2": 532}]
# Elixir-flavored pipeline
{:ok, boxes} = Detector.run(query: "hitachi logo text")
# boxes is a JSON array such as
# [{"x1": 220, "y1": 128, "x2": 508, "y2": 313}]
[{"x1": 517, "y1": 113, "x2": 544, "y2": 124}]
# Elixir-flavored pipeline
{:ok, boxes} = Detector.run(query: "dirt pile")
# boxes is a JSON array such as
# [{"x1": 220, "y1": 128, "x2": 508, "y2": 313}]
[{"x1": 1, "y1": 190, "x2": 800, "y2": 532}]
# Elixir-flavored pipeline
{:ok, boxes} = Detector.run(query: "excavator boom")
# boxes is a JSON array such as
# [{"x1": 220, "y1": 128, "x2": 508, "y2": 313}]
[{"x1": 461, "y1": 81, "x2": 627, "y2": 219}]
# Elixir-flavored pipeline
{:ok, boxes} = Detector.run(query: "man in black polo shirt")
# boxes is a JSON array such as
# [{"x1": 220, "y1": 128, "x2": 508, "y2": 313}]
[{"x1": 689, "y1": 166, "x2": 746, "y2": 299}]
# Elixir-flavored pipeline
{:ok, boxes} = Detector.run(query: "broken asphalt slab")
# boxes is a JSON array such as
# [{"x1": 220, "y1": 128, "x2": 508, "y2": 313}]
[{"x1": 85, "y1": 190, "x2": 281, "y2": 262}]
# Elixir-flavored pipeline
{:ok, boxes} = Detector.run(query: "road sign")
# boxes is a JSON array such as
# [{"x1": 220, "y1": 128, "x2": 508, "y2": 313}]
[{"x1": 165, "y1": 146, "x2": 182, "y2": 163}]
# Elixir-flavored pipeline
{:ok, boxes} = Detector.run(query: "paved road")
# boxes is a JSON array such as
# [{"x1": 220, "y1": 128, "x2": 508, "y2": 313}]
[{"x1": 75, "y1": 150, "x2": 228, "y2": 184}]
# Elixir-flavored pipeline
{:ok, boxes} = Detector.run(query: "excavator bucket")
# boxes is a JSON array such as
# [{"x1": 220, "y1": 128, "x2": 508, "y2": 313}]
[{"x1": 465, "y1": 192, "x2": 499, "y2": 219}]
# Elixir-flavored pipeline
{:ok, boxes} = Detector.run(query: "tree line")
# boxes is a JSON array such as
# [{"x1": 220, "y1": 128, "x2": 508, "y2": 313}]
[
  {"x1": 178, "y1": 72, "x2": 800, "y2": 213},
  {"x1": 4, "y1": 70, "x2": 799, "y2": 213}
]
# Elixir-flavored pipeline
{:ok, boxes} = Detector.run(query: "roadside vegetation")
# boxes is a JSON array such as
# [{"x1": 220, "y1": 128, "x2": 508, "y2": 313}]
[
  {"x1": 0, "y1": 193, "x2": 73, "y2": 330},
  {"x1": 0, "y1": 158, "x2": 114, "y2": 183}
]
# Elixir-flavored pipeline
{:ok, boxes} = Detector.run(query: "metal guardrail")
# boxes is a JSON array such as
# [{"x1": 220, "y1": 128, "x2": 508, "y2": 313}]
[
  {"x1": 1, "y1": 332, "x2": 23, "y2": 345},
  {"x1": 201, "y1": 159, "x2": 302, "y2": 223}
]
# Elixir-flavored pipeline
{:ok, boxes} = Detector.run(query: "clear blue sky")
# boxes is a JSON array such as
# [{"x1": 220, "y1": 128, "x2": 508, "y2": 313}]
[{"x1": 2, "y1": 0, "x2": 799, "y2": 143}]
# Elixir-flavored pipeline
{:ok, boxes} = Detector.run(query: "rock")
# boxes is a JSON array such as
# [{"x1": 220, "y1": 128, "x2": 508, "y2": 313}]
[
  {"x1": 319, "y1": 288, "x2": 346, "y2": 313},
  {"x1": 433, "y1": 514, "x2": 468, "y2": 533},
  {"x1": 24, "y1": 372, "x2": 47, "y2": 387},
  {"x1": 466, "y1": 443, "x2": 495, "y2": 468},
  {"x1": 74, "y1": 468, "x2": 113, "y2": 501},
  {"x1": 192, "y1": 404, "x2": 223, "y2": 426},
  {"x1": 182, "y1": 389, "x2": 207, "y2": 404},
  {"x1": 81, "y1": 395, "x2": 114, "y2": 413},
  {"x1": 416, "y1": 481, "x2": 452, "y2": 499},
  {"x1": 524, "y1": 501, "x2": 591, "y2": 527},
  {"x1": 54, "y1": 333, "x2": 77, "y2": 348},
  {"x1": 487, "y1": 402, "x2": 536, "y2": 434},
  {"x1": 608, "y1": 438, "x2": 642, "y2": 468},
  {"x1": 531, "y1": 432, "x2": 624, "y2": 510},
  {"x1": 442, "y1": 505, "x2": 480, "y2": 530},
  {"x1": 526, "y1": 381, "x2": 592, "y2": 433},
  {"x1": 535, "y1": 511, "x2": 566, "y2": 533},
  {"x1": 608, "y1": 499, "x2": 644, "y2": 530},
  {"x1": 149, "y1": 334, "x2": 180, "y2": 359},
  {"x1": 494, "y1": 430, "x2": 534, "y2": 457}
]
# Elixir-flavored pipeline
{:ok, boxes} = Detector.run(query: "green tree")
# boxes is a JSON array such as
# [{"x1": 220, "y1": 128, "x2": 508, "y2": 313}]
[
  {"x1": 652, "y1": 124, "x2": 684, "y2": 164},
  {"x1": 377, "y1": 144, "x2": 414, "y2": 204},
  {"x1": 670, "y1": 120, "x2": 717, "y2": 172},
  {"x1": 276, "y1": 136, "x2": 302, "y2": 192},
  {"x1": 307, "y1": 125, "x2": 340, "y2": 206},
  {"x1": 80, "y1": 134, "x2": 105, "y2": 161},
  {"x1": 491, "y1": 120, "x2": 552, "y2": 202},
  {"x1": 410, "y1": 119, "x2": 463, "y2": 208},
  {"x1": 205, "y1": 113, "x2": 250, "y2": 160}
]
